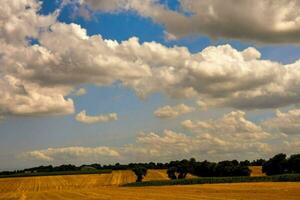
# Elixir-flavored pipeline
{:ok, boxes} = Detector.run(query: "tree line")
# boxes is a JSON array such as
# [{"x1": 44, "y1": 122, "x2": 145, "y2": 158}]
[
  {"x1": 262, "y1": 153, "x2": 300, "y2": 175},
  {"x1": 0, "y1": 153, "x2": 299, "y2": 181},
  {"x1": 131, "y1": 153, "x2": 299, "y2": 182}
]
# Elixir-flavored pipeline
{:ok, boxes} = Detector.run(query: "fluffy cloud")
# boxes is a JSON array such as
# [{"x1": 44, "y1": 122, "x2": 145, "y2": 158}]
[
  {"x1": 182, "y1": 111, "x2": 270, "y2": 141},
  {"x1": 74, "y1": 88, "x2": 87, "y2": 96},
  {"x1": 24, "y1": 109, "x2": 300, "y2": 163},
  {"x1": 24, "y1": 146, "x2": 120, "y2": 163},
  {"x1": 0, "y1": 0, "x2": 56, "y2": 45},
  {"x1": 123, "y1": 44, "x2": 300, "y2": 110},
  {"x1": 78, "y1": 0, "x2": 300, "y2": 44},
  {"x1": 131, "y1": 129, "x2": 272, "y2": 161},
  {"x1": 0, "y1": 75, "x2": 74, "y2": 116},
  {"x1": 154, "y1": 104, "x2": 194, "y2": 118},
  {"x1": 3, "y1": 0, "x2": 300, "y2": 118},
  {"x1": 75, "y1": 110, "x2": 118, "y2": 124},
  {"x1": 262, "y1": 109, "x2": 300, "y2": 135}
]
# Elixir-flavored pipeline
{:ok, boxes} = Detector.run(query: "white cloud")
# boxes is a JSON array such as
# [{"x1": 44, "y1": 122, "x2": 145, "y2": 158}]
[
  {"x1": 79, "y1": 0, "x2": 300, "y2": 44},
  {"x1": 262, "y1": 108, "x2": 300, "y2": 135},
  {"x1": 24, "y1": 109, "x2": 300, "y2": 163},
  {"x1": 0, "y1": 75, "x2": 74, "y2": 116},
  {"x1": 26, "y1": 151, "x2": 53, "y2": 162},
  {"x1": 0, "y1": 0, "x2": 56, "y2": 45},
  {"x1": 154, "y1": 104, "x2": 194, "y2": 118},
  {"x1": 75, "y1": 110, "x2": 118, "y2": 124},
  {"x1": 182, "y1": 111, "x2": 270, "y2": 141},
  {"x1": 3, "y1": 0, "x2": 300, "y2": 118},
  {"x1": 74, "y1": 88, "x2": 87, "y2": 96},
  {"x1": 24, "y1": 146, "x2": 120, "y2": 164}
]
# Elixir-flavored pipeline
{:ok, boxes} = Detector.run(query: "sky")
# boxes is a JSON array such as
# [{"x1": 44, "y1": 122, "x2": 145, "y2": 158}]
[{"x1": 1, "y1": 0, "x2": 300, "y2": 171}]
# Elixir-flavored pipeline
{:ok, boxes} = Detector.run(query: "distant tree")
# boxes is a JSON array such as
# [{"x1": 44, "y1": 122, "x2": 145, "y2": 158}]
[
  {"x1": 90, "y1": 163, "x2": 102, "y2": 169},
  {"x1": 156, "y1": 163, "x2": 166, "y2": 169},
  {"x1": 251, "y1": 159, "x2": 266, "y2": 166},
  {"x1": 54, "y1": 164, "x2": 78, "y2": 171},
  {"x1": 234, "y1": 165, "x2": 251, "y2": 176},
  {"x1": 177, "y1": 165, "x2": 188, "y2": 179},
  {"x1": 189, "y1": 158, "x2": 196, "y2": 164},
  {"x1": 215, "y1": 161, "x2": 234, "y2": 176},
  {"x1": 240, "y1": 160, "x2": 250, "y2": 166},
  {"x1": 215, "y1": 160, "x2": 250, "y2": 177},
  {"x1": 287, "y1": 154, "x2": 300, "y2": 173},
  {"x1": 177, "y1": 159, "x2": 190, "y2": 179},
  {"x1": 148, "y1": 162, "x2": 156, "y2": 169},
  {"x1": 167, "y1": 167, "x2": 177, "y2": 180},
  {"x1": 191, "y1": 160, "x2": 216, "y2": 177},
  {"x1": 262, "y1": 153, "x2": 288, "y2": 175},
  {"x1": 132, "y1": 166, "x2": 147, "y2": 182}
]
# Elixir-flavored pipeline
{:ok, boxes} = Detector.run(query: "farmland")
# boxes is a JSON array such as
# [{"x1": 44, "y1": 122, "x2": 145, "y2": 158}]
[{"x1": 0, "y1": 169, "x2": 299, "y2": 200}]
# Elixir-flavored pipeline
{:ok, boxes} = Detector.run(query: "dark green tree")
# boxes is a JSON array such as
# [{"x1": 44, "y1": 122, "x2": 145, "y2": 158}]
[
  {"x1": 288, "y1": 154, "x2": 300, "y2": 173},
  {"x1": 167, "y1": 167, "x2": 177, "y2": 180},
  {"x1": 262, "y1": 153, "x2": 288, "y2": 175},
  {"x1": 177, "y1": 165, "x2": 188, "y2": 179},
  {"x1": 132, "y1": 166, "x2": 147, "y2": 182}
]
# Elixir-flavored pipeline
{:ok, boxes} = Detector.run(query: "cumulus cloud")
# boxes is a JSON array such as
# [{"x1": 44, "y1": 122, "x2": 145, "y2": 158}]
[
  {"x1": 24, "y1": 109, "x2": 300, "y2": 163},
  {"x1": 23, "y1": 128, "x2": 273, "y2": 163},
  {"x1": 130, "y1": 129, "x2": 272, "y2": 161},
  {"x1": 74, "y1": 88, "x2": 87, "y2": 96},
  {"x1": 154, "y1": 104, "x2": 194, "y2": 118},
  {"x1": 182, "y1": 111, "x2": 270, "y2": 140},
  {"x1": 24, "y1": 146, "x2": 120, "y2": 163},
  {"x1": 122, "y1": 44, "x2": 300, "y2": 110},
  {"x1": 3, "y1": 0, "x2": 300, "y2": 118},
  {"x1": 0, "y1": 75, "x2": 75, "y2": 116},
  {"x1": 75, "y1": 110, "x2": 118, "y2": 124},
  {"x1": 0, "y1": 0, "x2": 56, "y2": 45},
  {"x1": 78, "y1": 0, "x2": 300, "y2": 44},
  {"x1": 262, "y1": 108, "x2": 300, "y2": 135}
]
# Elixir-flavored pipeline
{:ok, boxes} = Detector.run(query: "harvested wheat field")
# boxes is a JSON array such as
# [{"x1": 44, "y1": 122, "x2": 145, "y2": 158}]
[
  {"x1": 250, "y1": 166, "x2": 266, "y2": 176},
  {"x1": 0, "y1": 170, "x2": 299, "y2": 200}
]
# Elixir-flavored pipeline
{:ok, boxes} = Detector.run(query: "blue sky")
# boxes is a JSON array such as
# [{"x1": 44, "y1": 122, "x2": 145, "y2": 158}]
[{"x1": 1, "y1": 0, "x2": 300, "y2": 170}]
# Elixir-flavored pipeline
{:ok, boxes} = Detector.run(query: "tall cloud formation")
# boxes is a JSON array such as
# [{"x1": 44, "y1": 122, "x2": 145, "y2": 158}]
[
  {"x1": 154, "y1": 104, "x2": 194, "y2": 118},
  {"x1": 2, "y1": 0, "x2": 300, "y2": 118},
  {"x1": 78, "y1": 0, "x2": 300, "y2": 43},
  {"x1": 75, "y1": 110, "x2": 118, "y2": 124}
]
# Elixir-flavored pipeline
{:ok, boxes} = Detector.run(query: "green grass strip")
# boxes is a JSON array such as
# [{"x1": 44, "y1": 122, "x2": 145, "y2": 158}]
[{"x1": 124, "y1": 174, "x2": 300, "y2": 187}]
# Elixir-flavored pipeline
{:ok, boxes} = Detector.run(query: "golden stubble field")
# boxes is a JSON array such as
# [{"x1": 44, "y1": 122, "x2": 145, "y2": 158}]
[{"x1": 0, "y1": 168, "x2": 299, "y2": 200}]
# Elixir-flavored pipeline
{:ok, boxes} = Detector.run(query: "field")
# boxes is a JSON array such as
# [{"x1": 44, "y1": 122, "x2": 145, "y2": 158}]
[
  {"x1": 0, "y1": 169, "x2": 112, "y2": 179},
  {"x1": 250, "y1": 166, "x2": 266, "y2": 176},
  {"x1": 0, "y1": 169, "x2": 299, "y2": 200}
]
